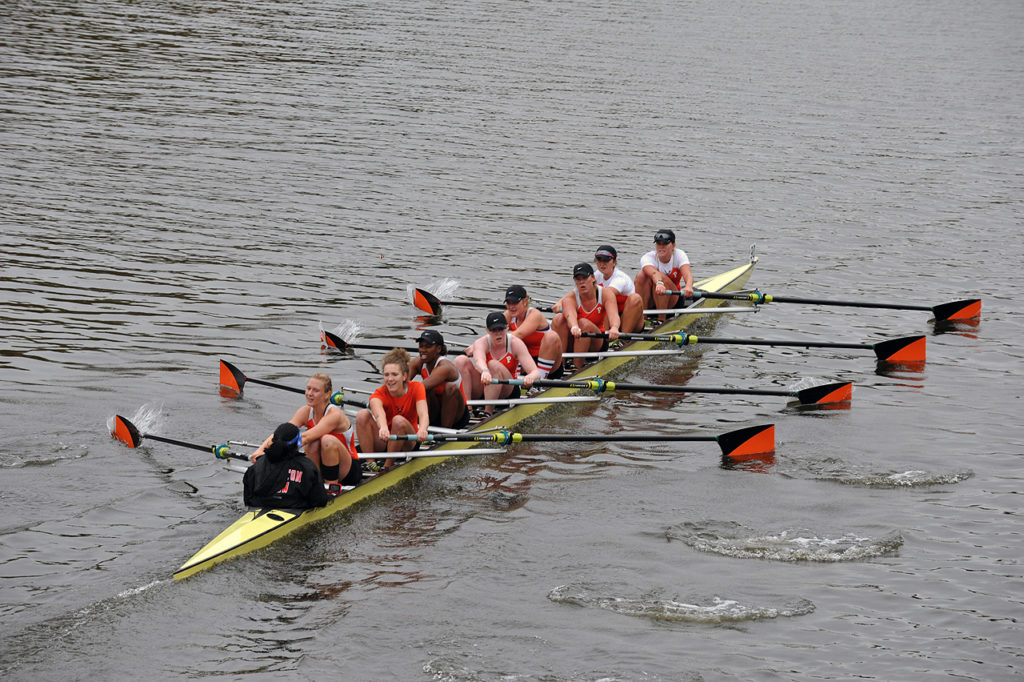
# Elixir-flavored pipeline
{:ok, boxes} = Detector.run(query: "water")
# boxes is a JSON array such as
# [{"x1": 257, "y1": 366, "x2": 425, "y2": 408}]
[{"x1": 2, "y1": 0, "x2": 1022, "y2": 679}]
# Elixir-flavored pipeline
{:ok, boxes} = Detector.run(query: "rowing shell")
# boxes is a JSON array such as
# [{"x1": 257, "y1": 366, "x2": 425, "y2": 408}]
[{"x1": 173, "y1": 255, "x2": 762, "y2": 580}]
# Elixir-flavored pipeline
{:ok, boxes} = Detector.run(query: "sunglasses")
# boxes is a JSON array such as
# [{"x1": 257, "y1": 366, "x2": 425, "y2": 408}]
[
  {"x1": 594, "y1": 255, "x2": 613, "y2": 262},
  {"x1": 654, "y1": 239, "x2": 672, "y2": 245}
]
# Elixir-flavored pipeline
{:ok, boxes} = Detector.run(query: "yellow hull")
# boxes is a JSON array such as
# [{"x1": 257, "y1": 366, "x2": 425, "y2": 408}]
[{"x1": 173, "y1": 257, "x2": 757, "y2": 580}]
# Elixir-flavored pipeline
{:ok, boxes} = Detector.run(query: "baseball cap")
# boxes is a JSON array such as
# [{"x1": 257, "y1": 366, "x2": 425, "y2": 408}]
[
  {"x1": 653, "y1": 229, "x2": 675, "y2": 244},
  {"x1": 504, "y1": 285, "x2": 527, "y2": 303},
  {"x1": 416, "y1": 329, "x2": 444, "y2": 346},
  {"x1": 573, "y1": 262, "x2": 594, "y2": 278},
  {"x1": 594, "y1": 245, "x2": 617, "y2": 260},
  {"x1": 486, "y1": 311, "x2": 508, "y2": 331}
]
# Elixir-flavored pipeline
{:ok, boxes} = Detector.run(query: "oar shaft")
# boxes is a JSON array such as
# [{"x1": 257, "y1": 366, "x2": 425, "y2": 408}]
[
  {"x1": 143, "y1": 433, "x2": 213, "y2": 453},
  {"x1": 245, "y1": 377, "x2": 305, "y2": 394},
  {"x1": 584, "y1": 331, "x2": 871, "y2": 351},
  {"x1": 497, "y1": 378, "x2": 792, "y2": 398}
]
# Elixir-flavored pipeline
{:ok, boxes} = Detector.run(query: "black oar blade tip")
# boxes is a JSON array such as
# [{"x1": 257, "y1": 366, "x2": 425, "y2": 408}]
[
  {"x1": 797, "y1": 381, "x2": 854, "y2": 405},
  {"x1": 320, "y1": 330, "x2": 351, "y2": 352},
  {"x1": 874, "y1": 335, "x2": 927, "y2": 365},
  {"x1": 932, "y1": 298, "x2": 982, "y2": 322},
  {"x1": 717, "y1": 424, "x2": 775, "y2": 458},
  {"x1": 412, "y1": 288, "x2": 443, "y2": 315},
  {"x1": 112, "y1": 415, "x2": 142, "y2": 448},
  {"x1": 218, "y1": 360, "x2": 246, "y2": 396}
]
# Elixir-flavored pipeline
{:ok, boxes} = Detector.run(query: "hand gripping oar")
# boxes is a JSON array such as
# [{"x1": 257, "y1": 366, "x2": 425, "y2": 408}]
[
  {"x1": 413, "y1": 288, "x2": 554, "y2": 316},
  {"x1": 391, "y1": 424, "x2": 775, "y2": 458},
  {"x1": 674, "y1": 289, "x2": 981, "y2": 322},
  {"x1": 111, "y1": 415, "x2": 248, "y2": 463},
  {"x1": 581, "y1": 331, "x2": 926, "y2": 364},
  {"x1": 494, "y1": 378, "x2": 852, "y2": 406},
  {"x1": 218, "y1": 360, "x2": 367, "y2": 408}
]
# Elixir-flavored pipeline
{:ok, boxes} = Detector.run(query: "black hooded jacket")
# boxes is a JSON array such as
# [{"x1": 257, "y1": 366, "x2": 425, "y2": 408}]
[{"x1": 243, "y1": 452, "x2": 328, "y2": 509}]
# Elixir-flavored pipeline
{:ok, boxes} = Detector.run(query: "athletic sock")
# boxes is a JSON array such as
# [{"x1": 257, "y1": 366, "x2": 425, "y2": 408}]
[{"x1": 536, "y1": 357, "x2": 554, "y2": 379}]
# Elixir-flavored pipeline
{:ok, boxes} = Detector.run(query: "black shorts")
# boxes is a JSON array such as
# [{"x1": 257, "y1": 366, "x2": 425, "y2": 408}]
[
  {"x1": 343, "y1": 460, "x2": 364, "y2": 486},
  {"x1": 452, "y1": 404, "x2": 471, "y2": 430}
]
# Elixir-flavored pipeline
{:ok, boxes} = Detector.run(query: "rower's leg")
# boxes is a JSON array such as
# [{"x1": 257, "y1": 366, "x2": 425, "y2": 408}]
[
  {"x1": 482, "y1": 360, "x2": 514, "y2": 414},
  {"x1": 440, "y1": 382, "x2": 467, "y2": 428},
  {"x1": 536, "y1": 330, "x2": 562, "y2": 378},
  {"x1": 621, "y1": 293, "x2": 645, "y2": 333},
  {"x1": 454, "y1": 354, "x2": 483, "y2": 401},
  {"x1": 318, "y1": 434, "x2": 352, "y2": 486}
]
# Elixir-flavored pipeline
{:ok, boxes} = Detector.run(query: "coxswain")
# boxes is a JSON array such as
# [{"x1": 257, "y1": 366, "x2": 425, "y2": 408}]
[
  {"x1": 454, "y1": 311, "x2": 541, "y2": 415},
  {"x1": 633, "y1": 228, "x2": 693, "y2": 317},
  {"x1": 250, "y1": 373, "x2": 360, "y2": 493},
  {"x1": 409, "y1": 329, "x2": 470, "y2": 430},
  {"x1": 244, "y1": 422, "x2": 329, "y2": 508},
  {"x1": 592, "y1": 244, "x2": 644, "y2": 333},
  {"x1": 355, "y1": 348, "x2": 429, "y2": 471},
  {"x1": 551, "y1": 262, "x2": 620, "y2": 370}
]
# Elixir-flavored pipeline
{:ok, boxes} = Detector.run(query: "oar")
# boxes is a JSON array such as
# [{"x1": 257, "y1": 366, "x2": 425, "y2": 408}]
[
  {"x1": 218, "y1": 360, "x2": 368, "y2": 408},
  {"x1": 673, "y1": 289, "x2": 982, "y2": 322},
  {"x1": 391, "y1": 424, "x2": 775, "y2": 458},
  {"x1": 111, "y1": 415, "x2": 248, "y2": 462},
  {"x1": 494, "y1": 378, "x2": 852, "y2": 406},
  {"x1": 322, "y1": 330, "x2": 419, "y2": 353},
  {"x1": 356, "y1": 447, "x2": 507, "y2": 459},
  {"x1": 413, "y1": 288, "x2": 554, "y2": 315},
  {"x1": 581, "y1": 331, "x2": 926, "y2": 364}
]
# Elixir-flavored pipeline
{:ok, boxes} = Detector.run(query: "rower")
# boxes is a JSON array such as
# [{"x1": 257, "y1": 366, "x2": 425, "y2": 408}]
[
  {"x1": 592, "y1": 244, "x2": 644, "y2": 333},
  {"x1": 633, "y1": 229, "x2": 693, "y2": 319},
  {"x1": 355, "y1": 348, "x2": 429, "y2": 471},
  {"x1": 409, "y1": 329, "x2": 470, "y2": 430},
  {"x1": 249, "y1": 372, "x2": 360, "y2": 493},
  {"x1": 454, "y1": 311, "x2": 541, "y2": 415},
  {"x1": 244, "y1": 423, "x2": 329, "y2": 509},
  {"x1": 551, "y1": 262, "x2": 620, "y2": 370},
  {"x1": 502, "y1": 284, "x2": 563, "y2": 379}
]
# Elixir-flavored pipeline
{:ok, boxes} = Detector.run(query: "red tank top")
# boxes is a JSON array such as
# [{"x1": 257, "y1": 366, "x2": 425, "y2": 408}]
[
  {"x1": 306, "y1": 404, "x2": 359, "y2": 460},
  {"x1": 486, "y1": 336, "x2": 519, "y2": 378},
  {"x1": 509, "y1": 315, "x2": 548, "y2": 358},
  {"x1": 420, "y1": 361, "x2": 467, "y2": 402},
  {"x1": 574, "y1": 291, "x2": 606, "y2": 331}
]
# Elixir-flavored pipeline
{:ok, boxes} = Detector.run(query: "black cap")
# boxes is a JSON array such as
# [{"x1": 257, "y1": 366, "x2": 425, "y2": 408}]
[
  {"x1": 416, "y1": 329, "x2": 444, "y2": 346},
  {"x1": 573, "y1": 262, "x2": 594, "y2": 278},
  {"x1": 595, "y1": 245, "x2": 617, "y2": 259},
  {"x1": 654, "y1": 229, "x2": 675, "y2": 244},
  {"x1": 486, "y1": 311, "x2": 508, "y2": 331},
  {"x1": 504, "y1": 285, "x2": 527, "y2": 303}
]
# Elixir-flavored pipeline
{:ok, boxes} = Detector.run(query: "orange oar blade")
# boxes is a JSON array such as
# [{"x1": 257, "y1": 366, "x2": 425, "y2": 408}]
[
  {"x1": 717, "y1": 424, "x2": 775, "y2": 458},
  {"x1": 322, "y1": 330, "x2": 349, "y2": 351},
  {"x1": 112, "y1": 415, "x2": 143, "y2": 448},
  {"x1": 796, "y1": 381, "x2": 853, "y2": 405},
  {"x1": 413, "y1": 288, "x2": 443, "y2": 315},
  {"x1": 873, "y1": 335, "x2": 926, "y2": 364},
  {"x1": 932, "y1": 298, "x2": 981, "y2": 321},
  {"x1": 219, "y1": 359, "x2": 246, "y2": 397}
]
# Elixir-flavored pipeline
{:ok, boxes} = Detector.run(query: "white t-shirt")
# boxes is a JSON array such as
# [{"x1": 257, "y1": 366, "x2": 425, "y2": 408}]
[
  {"x1": 594, "y1": 267, "x2": 636, "y2": 296},
  {"x1": 640, "y1": 249, "x2": 690, "y2": 279}
]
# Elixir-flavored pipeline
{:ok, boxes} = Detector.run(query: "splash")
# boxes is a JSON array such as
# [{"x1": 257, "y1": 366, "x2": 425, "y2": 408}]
[
  {"x1": 323, "y1": 318, "x2": 363, "y2": 343},
  {"x1": 668, "y1": 520, "x2": 903, "y2": 562},
  {"x1": 420, "y1": 278, "x2": 461, "y2": 300},
  {"x1": 547, "y1": 584, "x2": 814, "y2": 623},
  {"x1": 107, "y1": 403, "x2": 164, "y2": 438},
  {"x1": 786, "y1": 457, "x2": 974, "y2": 487}
]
